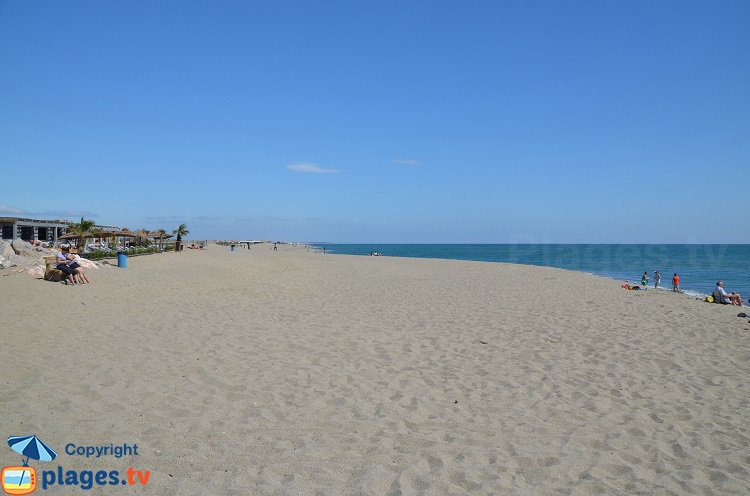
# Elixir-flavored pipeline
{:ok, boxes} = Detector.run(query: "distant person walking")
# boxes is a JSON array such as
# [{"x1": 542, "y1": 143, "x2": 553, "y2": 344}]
[
  {"x1": 641, "y1": 271, "x2": 649, "y2": 287},
  {"x1": 273, "y1": 244, "x2": 277, "y2": 252},
  {"x1": 672, "y1": 273, "x2": 680, "y2": 292},
  {"x1": 654, "y1": 271, "x2": 661, "y2": 289}
]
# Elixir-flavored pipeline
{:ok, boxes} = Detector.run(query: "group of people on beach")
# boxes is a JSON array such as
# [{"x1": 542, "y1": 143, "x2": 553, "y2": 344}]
[
  {"x1": 55, "y1": 245, "x2": 91, "y2": 285},
  {"x1": 639, "y1": 271, "x2": 680, "y2": 292},
  {"x1": 626, "y1": 270, "x2": 744, "y2": 307}
]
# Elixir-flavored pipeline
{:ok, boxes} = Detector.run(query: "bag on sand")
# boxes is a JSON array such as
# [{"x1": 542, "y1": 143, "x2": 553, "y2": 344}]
[{"x1": 705, "y1": 296, "x2": 714, "y2": 303}]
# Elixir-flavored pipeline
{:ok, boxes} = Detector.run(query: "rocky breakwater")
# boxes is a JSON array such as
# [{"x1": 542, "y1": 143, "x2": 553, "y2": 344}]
[
  {"x1": 0, "y1": 239, "x2": 48, "y2": 278},
  {"x1": 0, "y1": 240, "x2": 102, "y2": 279}
]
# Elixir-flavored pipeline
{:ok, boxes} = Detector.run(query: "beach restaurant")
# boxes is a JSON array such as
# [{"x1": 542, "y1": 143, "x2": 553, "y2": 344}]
[
  {"x1": 0, "y1": 217, "x2": 124, "y2": 246},
  {"x1": 0, "y1": 217, "x2": 69, "y2": 243}
]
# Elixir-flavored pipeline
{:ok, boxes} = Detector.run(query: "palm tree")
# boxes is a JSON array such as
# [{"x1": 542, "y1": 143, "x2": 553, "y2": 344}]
[
  {"x1": 68, "y1": 217, "x2": 95, "y2": 249},
  {"x1": 137, "y1": 227, "x2": 150, "y2": 247},
  {"x1": 158, "y1": 229, "x2": 168, "y2": 250},
  {"x1": 173, "y1": 224, "x2": 189, "y2": 251}
]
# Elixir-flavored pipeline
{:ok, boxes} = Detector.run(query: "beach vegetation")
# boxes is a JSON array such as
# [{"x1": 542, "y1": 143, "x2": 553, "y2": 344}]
[
  {"x1": 67, "y1": 217, "x2": 95, "y2": 249},
  {"x1": 157, "y1": 229, "x2": 168, "y2": 250},
  {"x1": 173, "y1": 224, "x2": 189, "y2": 243},
  {"x1": 83, "y1": 246, "x2": 161, "y2": 260}
]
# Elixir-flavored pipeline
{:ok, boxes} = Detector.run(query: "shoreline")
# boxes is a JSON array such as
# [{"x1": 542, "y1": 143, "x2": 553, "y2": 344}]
[
  {"x1": 321, "y1": 249, "x2": 723, "y2": 301},
  {"x1": 315, "y1": 243, "x2": 748, "y2": 301}
]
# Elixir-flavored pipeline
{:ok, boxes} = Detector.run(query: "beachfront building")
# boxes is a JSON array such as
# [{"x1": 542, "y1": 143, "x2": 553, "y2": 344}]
[{"x1": 0, "y1": 217, "x2": 69, "y2": 243}]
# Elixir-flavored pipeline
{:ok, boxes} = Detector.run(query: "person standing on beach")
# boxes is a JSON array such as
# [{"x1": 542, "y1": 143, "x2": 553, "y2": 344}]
[
  {"x1": 641, "y1": 271, "x2": 649, "y2": 287},
  {"x1": 672, "y1": 273, "x2": 680, "y2": 292},
  {"x1": 654, "y1": 271, "x2": 661, "y2": 289}
]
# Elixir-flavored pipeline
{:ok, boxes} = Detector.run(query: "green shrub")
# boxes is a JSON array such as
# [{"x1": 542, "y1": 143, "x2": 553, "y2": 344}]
[{"x1": 82, "y1": 246, "x2": 161, "y2": 260}]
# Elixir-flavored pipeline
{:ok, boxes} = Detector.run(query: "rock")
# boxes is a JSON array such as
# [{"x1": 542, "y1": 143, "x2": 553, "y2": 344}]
[
  {"x1": 76, "y1": 257, "x2": 99, "y2": 270},
  {"x1": 27, "y1": 266, "x2": 44, "y2": 278},
  {"x1": 0, "y1": 240, "x2": 13, "y2": 259},
  {"x1": 11, "y1": 239, "x2": 35, "y2": 258},
  {"x1": 7, "y1": 254, "x2": 41, "y2": 271},
  {"x1": 44, "y1": 268, "x2": 64, "y2": 282}
]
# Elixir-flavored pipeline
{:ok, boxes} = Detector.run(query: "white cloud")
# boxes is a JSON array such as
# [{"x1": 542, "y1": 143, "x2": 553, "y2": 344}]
[
  {"x1": 287, "y1": 162, "x2": 341, "y2": 174},
  {"x1": 392, "y1": 158, "x2": 421, "y2": 166},
  {"x1": 0, "y1": 205, "x2": 99, "y2": 220},
  {"x1": 37, "y1": 210, "x2": 97, "y2": 219},
  {"x1": 0, "y1": 204, "x2": 25, "y2": 215}
]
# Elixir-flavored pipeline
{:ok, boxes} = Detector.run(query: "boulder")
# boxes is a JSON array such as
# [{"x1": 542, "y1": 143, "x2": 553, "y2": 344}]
[
  {"x1": 7, "y1": 254, "x2": 40, "y2": 269},
  {"x1": 44, "y1": 268, "x2": 65, "y2": 282},
  {"x1": 0, "y1": 254, "x2": 43, "y2": 277},
  {"x1": 76, "y1": 257, "x2": 99, "y2": 269},
  {"x1": 11, "y1": 239, "x2": 35, "y2": 258},
  {"x1": 0, "y1": 240, "x2": 13, "y2": 259},
  {"x1": 26, "y1": 265, "x2": 44, "y2": 278}
]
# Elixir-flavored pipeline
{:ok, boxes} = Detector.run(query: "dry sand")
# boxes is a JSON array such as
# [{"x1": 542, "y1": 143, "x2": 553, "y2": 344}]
[{"x1": 1, "y1": 243, "x2": 748, "y2": 495}]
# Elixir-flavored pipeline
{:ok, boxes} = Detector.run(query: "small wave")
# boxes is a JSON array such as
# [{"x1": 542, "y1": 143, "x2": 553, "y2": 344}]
[{"x1": 681, "y1": 289, "x2": 707, "y2": 298}]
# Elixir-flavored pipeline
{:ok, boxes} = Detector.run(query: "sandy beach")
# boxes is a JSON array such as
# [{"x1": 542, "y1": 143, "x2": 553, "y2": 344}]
[{"x1": 1, "y1": 243, "x2": 748, "y2": 495}]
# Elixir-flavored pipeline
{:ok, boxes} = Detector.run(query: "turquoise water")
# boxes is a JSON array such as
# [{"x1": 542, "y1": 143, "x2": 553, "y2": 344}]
[{"x1": 318, "y1": 244, "x2": 750, "y2": 299}]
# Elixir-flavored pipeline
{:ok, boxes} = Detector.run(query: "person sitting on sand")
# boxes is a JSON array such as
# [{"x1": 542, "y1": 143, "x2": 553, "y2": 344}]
[
  {"x1": 65, "y1": 253, "x2": 91, "y2": 284},
  {"x1": 713, "y1": 281, "x2": 743, "y2": 306},
  {"x1": 55, "y1": 247, "x2": 77, "y2": 285},
  {"x1": 59, "y1": 246, "x2": 91, "y2": 284}
]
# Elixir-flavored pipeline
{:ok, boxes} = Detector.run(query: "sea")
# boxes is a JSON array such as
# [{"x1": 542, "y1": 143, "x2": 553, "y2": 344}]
[{"x1": 316, "y1": 244, "x2": 750, "y2": 299}]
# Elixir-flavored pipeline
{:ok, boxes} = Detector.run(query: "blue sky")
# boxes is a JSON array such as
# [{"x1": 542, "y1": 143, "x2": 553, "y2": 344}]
[{"x1": 1, "y1": 0, "x2": 748, "y2": 242}]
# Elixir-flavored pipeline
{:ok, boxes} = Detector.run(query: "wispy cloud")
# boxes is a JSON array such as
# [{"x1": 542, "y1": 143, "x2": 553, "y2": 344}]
[
  {"x1": 37, "y1": 210, "x2": 98, "y2": 219},
  {"x1": 145, "y1": 214, "x2": 221, "y2": 225},
  {"x1": 0, "y1": 205, "x2": 97, "y2": 219},
  {"x1": 287, "y1": 162, "x2": 341, "y2": 174},
  {"x1": 146, "y1": 215, "x2": 183, "y2": 223},
  {"x1": 0, "y1": 204, "x2": 24, "y2": 215},
  {"x1": 392, "y1": 158, "x2": 421, "y2": 166}
]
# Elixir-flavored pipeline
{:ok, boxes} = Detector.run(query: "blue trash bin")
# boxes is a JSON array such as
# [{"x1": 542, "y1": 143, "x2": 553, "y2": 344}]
[
  {"x1": 117, "y1": 252, "x2": 127, "y2": 268},
  {"x1": 231, "y1": 245, "x2": 236, "y2": 252}
]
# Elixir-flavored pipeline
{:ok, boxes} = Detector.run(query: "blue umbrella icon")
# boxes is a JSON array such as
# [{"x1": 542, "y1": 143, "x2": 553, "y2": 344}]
[{"x1": 7, "y1": 435, "x2": 57, "y2": 488}]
